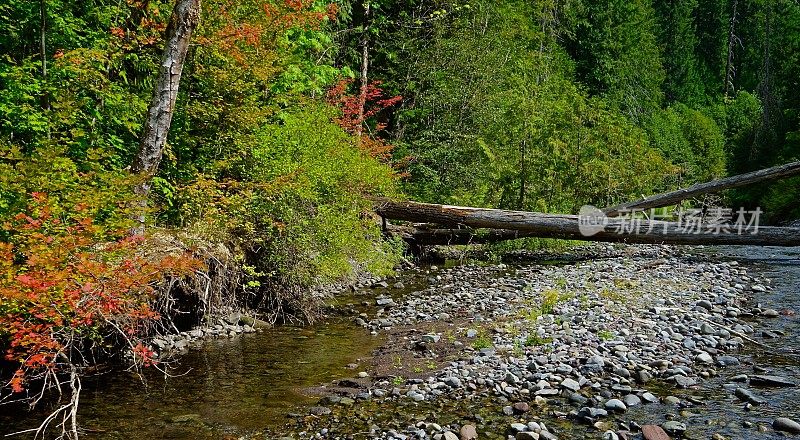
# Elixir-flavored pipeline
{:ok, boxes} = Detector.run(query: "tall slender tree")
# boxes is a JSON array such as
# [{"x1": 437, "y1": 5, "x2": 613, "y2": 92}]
[{"x1": 131, "y1": 0, "x2": 201, "y2": 231}]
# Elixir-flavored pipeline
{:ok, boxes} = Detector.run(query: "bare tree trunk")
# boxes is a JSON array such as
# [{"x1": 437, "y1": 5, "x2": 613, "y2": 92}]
[
  {"x1": 131, "y1": 0, "x2": 201, "y2": 232},
  {"x1": 355, "y1": 1, "x2": 371, "y2": 143},
  {"x1": 724, "y1": 0, "x2": 738, "y2": 98},
  {"x1": 602, "y1": 160, "x2": 800, "y2": 217}
]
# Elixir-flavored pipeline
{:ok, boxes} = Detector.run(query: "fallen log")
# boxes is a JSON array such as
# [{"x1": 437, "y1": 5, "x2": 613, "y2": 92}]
[
  {"x1": 376, "y1": 200, "x2": 800, "y2": 246},
  {"x1": 386, "y1": 224, "x2": 536, "y2": 245},
  {"x1": 603, "y1": 160, "x2": 800, "y2": 217}
]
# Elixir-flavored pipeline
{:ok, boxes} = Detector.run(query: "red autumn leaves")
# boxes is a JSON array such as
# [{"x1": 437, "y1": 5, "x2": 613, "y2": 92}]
[{"x1": 1, "y1": 194, "x2": 199, "y2": 394}]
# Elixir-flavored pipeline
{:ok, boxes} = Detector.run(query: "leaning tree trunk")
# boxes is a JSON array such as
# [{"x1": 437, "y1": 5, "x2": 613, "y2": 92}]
[
  {"x1": 131, "y1": 0, "x2": 201, "y2": 232},
  {"x1": 602, "y1": 160, "x2": 800, "y2": 217},
  {"x1": 375, "y1": 200, "x2": 800, "y2": 247}
]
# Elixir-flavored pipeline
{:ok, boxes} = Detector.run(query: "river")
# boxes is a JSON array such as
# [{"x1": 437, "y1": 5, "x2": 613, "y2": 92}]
[{"x1": 2, "y1": 246, "x2": 798, "y2": 439}]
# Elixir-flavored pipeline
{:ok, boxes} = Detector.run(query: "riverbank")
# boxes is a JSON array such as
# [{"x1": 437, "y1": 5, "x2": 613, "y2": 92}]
[
  {"x1": 278, "y1": 244, "x2": 799, "y2": 440},
  {"x1": 3, "y1": 244, "x2": 798, "y2": 440}
]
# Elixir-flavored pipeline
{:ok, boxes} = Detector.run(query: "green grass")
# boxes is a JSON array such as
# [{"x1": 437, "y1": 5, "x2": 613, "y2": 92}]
[
  {"x1": 471, "y1": 330, "x2": 493, "y2": 349},
  {"x1": 598, "y1": 330, "x2": 614, "y2": 341},
  {"x1": 524, "y1": 334, "x2": 553, "y2": 346}
]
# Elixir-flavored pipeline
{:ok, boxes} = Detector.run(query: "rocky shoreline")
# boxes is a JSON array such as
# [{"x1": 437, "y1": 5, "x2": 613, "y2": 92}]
[{"x1": 279, "y1": 244, "x2": 799, "y2": 440}]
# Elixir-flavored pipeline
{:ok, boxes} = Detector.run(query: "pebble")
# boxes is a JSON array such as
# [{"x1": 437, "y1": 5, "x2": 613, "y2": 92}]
[
  {"x1": 716, "y1": 355, "x2": 740, "y2": 367},
  {"x1": 735, "y1": 388, "x2": 766, "y2": 405},
  {"x1": 421, "y1": 334, "x2": 441, "y2": 343},
  {"x1": 560, "y1": 378, "x2": 580, "y2": 392},
  {"x1": 662, "y1": 421, "x2": 687, "y2": 435},
  {"x1": 308, "y1": 406, "x2": 331, "y2": 416},
  {"x1": 604, "y1": 399, "x2": 627, "y2": 412},
  {"x1": 622, "y1": 394, "x2": 641, "y2": 407},
  {"x1": 641, "y1": 425, "x2": 670, "y2": 440},
  {"x1": 641, "y1": 392, "x2": 659, "y2": 403},
  {"x1": 773, "y1": 417, "x2": 800, "y2": 434},
  {"x1": 750, "y1": 375, "x2": 796, "y2": 387},
  {"x1": 293, "y1": 246, "x2": 793, "y2": 440},
  {"x1": 510, "y1": 423, "x2": 528, "y2": 433},
  {"x1": 513, "y1": 402, "x2": 530, "y2": 413},
  {"x1": 695, "y1": 352, "x2": 713, "y2": 364},
  {"x1": 460, "y1": 424, "x2": 478, "y2": 440}
]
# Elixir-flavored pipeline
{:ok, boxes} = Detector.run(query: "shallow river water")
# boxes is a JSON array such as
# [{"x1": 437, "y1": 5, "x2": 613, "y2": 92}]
[{"x1": 2, "y1": 246, "x2": 799, "y2": 439}]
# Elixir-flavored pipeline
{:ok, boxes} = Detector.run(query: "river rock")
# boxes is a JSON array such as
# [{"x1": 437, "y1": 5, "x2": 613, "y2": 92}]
[
  {"x1": 510, "y1": 423, "x2": 528, "y2": 433},
  {"x1": 309, "y1": 406, "x2": 331, "y2": 416},
  {"x1": 578, "y1": 407, "x2": 608, "y2": 419},
  {"x1": 695, "y1": 351, "x2": 714, "y2": 364},
  {"x1": 443, "y1": 432, "x2": 459, "y2": 440},
  {"x1": 560, "y1": 378, "x2": 580, "y2": 392},
  {"x1": 516, "y1": 432, "x2": 539, "y2": 440},
  {"x1": 662, "y1": 421, "x2": 687, "y2": 435},
  {"x1": 460, "y1": 424, "x2": 478, "y2": 440},
  {"x1": 376, "y1": 297, "x2": 396, "y2": 307},
  {"x1": 673, "y1": 375, "x2": 697, "y2": 388},
  {"x1": 773, "y1": 418, "x2": 800, "y2": 434},
  {"x1": 569, "y1": 392, "x2": 589, "y2": 405},
  {"x1": 445, "y1": 376, "x2": 462, "y2": 388},
  {"x1": 422, "y1": 334, "x2": 441, "y2": 343},
  {"x1": 623, "y1": 394, "x2": 641, "y2": 407},
  {"x1": 602, "y1": 431, "x2": 619, "y2": 440},
  {"x1": 716, "y1": 355, "x2": 740, "y2": 367},
  {"x1": 696, "y1": 300, "x2": 713, "y2": 311},
  {"x1": 642, "y1": 425, "x2": 670, "y2": 440},
  {"x1": 539, "y1": 431, "x2": 558, "y2": 440},
  {"x1": 735, "y1": 388, "x2": 766, "y2": 405},
  {"x1": 605, "y1": 399, "x2": 627, "y2": 412},
  {"x1": 513, "y1": 402, "x2": 530, "y2": 413},
  {"x1": 750, "y1": 375, "x2": 796, "y2": 387},
  {"x1": 642, "y1": 392, "x2": 659, "y2": 403}
]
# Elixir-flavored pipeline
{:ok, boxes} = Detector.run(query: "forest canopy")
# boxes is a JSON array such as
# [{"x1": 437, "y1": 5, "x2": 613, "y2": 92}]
[{"x1": 2, "y1": 0, "x2": 800, "y2": 407}]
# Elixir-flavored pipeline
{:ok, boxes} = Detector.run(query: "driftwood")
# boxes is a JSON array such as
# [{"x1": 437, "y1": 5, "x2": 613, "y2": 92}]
[
  {"x1": 603, "y1": 160, "x2": 800, "y2": 217},
  {"x1": 376, "y1": 200, "x2": 800, "y2": 247}
]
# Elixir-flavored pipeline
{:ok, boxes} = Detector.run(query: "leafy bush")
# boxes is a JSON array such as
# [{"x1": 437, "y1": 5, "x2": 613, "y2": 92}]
[
  {"x1": 0, "y1": 193, "x2": 198, "y2": 395},
  {"x1": 173, "y1": 104, "x2": 403, "y2": 320}
]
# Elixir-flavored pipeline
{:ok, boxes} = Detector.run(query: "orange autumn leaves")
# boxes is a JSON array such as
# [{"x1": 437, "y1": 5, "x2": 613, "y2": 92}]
[{"x1": 1, "y1": 194, "x2": 199, "y2": 393}]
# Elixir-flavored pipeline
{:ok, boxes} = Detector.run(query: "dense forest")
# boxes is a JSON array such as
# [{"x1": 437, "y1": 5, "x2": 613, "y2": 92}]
[{"x1": 1, "y1": 0, "x2": 800, "y2": 419}]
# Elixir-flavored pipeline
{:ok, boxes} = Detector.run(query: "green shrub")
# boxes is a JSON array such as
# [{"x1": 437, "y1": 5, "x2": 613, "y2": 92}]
[{"x1": 175, "y1": 104, "x2": 403, "y2": 319}]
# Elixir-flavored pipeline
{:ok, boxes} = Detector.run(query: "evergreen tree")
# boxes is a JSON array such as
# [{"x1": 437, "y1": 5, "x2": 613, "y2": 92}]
[{"x1": 563, "y1": 0, "x2": 665, "y2": 120}]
